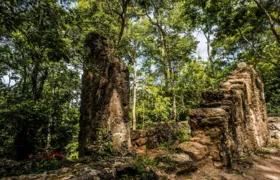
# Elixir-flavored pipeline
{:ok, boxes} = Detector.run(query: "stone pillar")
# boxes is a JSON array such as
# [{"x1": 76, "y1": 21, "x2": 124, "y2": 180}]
[{"x1": 79, "y1": 32, "x2": 130, "y2": 156}]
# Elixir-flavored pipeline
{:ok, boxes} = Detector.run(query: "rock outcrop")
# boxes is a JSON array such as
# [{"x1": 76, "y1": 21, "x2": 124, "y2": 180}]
[
  {"x1": 79, "y1": 32, "x2": 130, "y2": 156},
  {"x1": 268, "y1": 116, "x2": 280, "y2": 142},
  {"x1": 184, "y1": 62, "x2": 270, "y2": 167},
  {"x1": 1, "y1": 157, "x2": 141, "y2": 180},
  {"x1": 153, "y1": 153, "x2": 196, "y2": 178}
]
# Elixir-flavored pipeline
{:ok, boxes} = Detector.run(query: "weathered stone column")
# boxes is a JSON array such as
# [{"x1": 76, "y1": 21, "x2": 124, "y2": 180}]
[{"x1": 79, "y1": 32, "x2": 130, "y2": 156}]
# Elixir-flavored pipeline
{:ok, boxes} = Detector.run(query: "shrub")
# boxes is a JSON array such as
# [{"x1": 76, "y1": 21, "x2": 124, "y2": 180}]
[{"x1": 33, "y1": 158, "x2": 61, "y2": 173}]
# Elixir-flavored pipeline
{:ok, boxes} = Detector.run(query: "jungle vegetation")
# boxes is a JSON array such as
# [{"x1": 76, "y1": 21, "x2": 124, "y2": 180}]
[{"x1": 0, "y1": 0, "x2": 279, "y2": 160}]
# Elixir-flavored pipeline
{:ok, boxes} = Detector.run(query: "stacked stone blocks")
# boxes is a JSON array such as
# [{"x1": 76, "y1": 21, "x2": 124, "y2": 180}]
[{"x1": 181, "y1": 63, "x2": 270, "y2": 167}]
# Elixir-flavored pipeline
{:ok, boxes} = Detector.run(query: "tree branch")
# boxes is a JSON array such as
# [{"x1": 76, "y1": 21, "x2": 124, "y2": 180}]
[
  {"x1": 105, "y1": 0, "x2": 122, "y2": 17},
  {"x1": 253, "y1": 0, "x2": 280, "y2": 43},
  {"x1": 237, "y1": 28, "x2": 263, "y2": 57},
  {"x1": 237, "y1": 28, "x2": 279, "y2": 67}
]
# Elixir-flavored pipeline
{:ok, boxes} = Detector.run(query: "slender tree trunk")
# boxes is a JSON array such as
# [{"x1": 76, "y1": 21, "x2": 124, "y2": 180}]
[
  {"x1": 132, "y1": 52, "x2": 137, "y2": 130},
  {"x1": 141, "y1": 81, "x2": 145, "y2": 129},
  {"x1": 202, "y1": 28, "x2": 213, "y2": 74},
  {"x1": 168, "y1": 60, "x2": 177, "y2": 120},
  {"x1": 47, "y1": 79, "x2": 55, "y2": 148},
  {"x1": 172, "y1": 89, "x2": 177, "y2": 120},
  {"x1": 8, "y1": 70, "x2": 11, "y2": 88},
  {"x1": 46, "y1": 118, "x2": 52, "y2": 147}
]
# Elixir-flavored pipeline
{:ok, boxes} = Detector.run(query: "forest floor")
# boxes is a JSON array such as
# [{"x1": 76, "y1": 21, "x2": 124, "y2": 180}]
[
  {"x1": 2, "y1": 145, "x2": 280, "y2": 180},
  {"x1": 145, "y1": 145, "x2": 280, "y2": 180},
  {"x1": 177, "y1": 147, "x2": 280, "y2": 180}
]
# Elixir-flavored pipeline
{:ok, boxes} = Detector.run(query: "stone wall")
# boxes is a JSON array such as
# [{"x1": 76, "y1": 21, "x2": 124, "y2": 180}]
[
  {"x1": 268, "y1": 116, "x2": 280, "y2": 142},
  {"x1": 178, "y1": 63, "x2": 270, "y2": 167},
  {"x1": 130, "y1": 122, "x2": 189, "y2": 153}
]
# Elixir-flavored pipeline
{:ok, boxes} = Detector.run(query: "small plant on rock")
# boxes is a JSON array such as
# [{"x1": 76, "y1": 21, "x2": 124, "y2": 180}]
[{"x1": 174, "y1": 128, "x2": 191, "y2": 143}]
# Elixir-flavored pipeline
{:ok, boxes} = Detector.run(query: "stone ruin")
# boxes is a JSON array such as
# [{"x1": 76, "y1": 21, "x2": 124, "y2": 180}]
[
  {"x1": 181, "y1": 62, "x2": 270, "y2": 167},
  {"x1": 78, "y1": 32, "x2": 271, "y2": 170},
  {"x1": 79, "y1": 32, "x2": 130, "y2": 156},
  {"x1": 129, "y1": 62, "x2": 272, "y2": 170}
]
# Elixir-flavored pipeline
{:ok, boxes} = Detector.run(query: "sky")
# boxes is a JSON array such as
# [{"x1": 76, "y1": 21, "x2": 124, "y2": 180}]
[{"x1": 193, "y1": 31, "x2": 208, "y2": 60}]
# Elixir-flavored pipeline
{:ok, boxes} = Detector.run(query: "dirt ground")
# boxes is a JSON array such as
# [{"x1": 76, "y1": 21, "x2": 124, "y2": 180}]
[{"x1": 179, "y1": 147, "x2": 280, "y2": 180}]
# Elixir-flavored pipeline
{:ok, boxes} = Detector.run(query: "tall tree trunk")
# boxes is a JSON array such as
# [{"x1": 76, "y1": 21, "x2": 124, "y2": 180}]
[
  {"x1": 46, "y1": 118, "x2": 52, "y2": 147},
  {"x1": 202, "y1": 27, "x2": 213, "y2": 74},
  {"x1": 172, "y1": 88, "x2": 177, "y2": 120},
  {"x1": 132, "y1": 50, "x2": 137, "y2": 130},
  {"x1": 168, "y1": 59, "x2": 176, "y2": 120}
]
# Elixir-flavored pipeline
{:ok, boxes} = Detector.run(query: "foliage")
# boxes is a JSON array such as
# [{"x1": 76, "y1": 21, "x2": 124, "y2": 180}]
[
  {"x1": 132, "y1": 155, "x2": 158, "y2": 180},
  {"x1": 117, "y1": 155, "x2": 158, "y2": 179},
  {"x1": 262, "y1": 63, "x2": 280, "y2": 114},
  {"x1": 33, "y1": 158, "x2": 61, "y2": 173},
  {"x1": 174, "y1": 128, "x2": 191, "y2": 143},
  {"x1": 65, "y1": 140, "x2": 79, "y2": 160},
  {"x1": 154, "y1": 156, "x2": 177, "y2": 172},
  {"x1": 135, "y1": 60, "x2": 213, "y2": 127},
  {"x1": 0, "y1": 0, "x2": 80, "y2": 160},
  {"x1": 159, "y1": 139, "x2": 174, "y2": 151}
]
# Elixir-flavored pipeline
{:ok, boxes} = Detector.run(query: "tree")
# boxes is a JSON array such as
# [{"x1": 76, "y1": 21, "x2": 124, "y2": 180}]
[
  {"x1": 137, "y1": 0, "x2": 197, "y2": 121},
  {"x1": 0, "y1": 0, "x2": 80, "y2": 160}
]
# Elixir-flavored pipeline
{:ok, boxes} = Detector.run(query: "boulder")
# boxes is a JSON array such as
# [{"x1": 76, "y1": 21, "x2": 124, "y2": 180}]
[
  {"x1": 155, "y1": 153, "x2": 196, "y2": 174},
  {"x1": 135, "y1": 137, "x2": 147, "y2": 146},
  {"x1": 177, "y1": 142, "x2": 209, "y2": 161}
]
